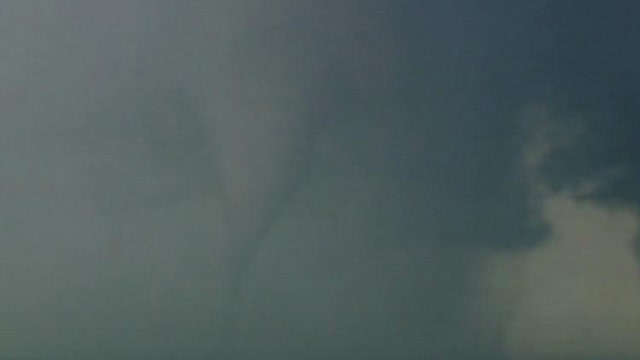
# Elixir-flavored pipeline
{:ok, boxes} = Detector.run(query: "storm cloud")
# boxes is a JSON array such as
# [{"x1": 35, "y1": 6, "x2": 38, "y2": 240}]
[{"x1": 1, "y1": 1, "x2": 639, "y2": 359}]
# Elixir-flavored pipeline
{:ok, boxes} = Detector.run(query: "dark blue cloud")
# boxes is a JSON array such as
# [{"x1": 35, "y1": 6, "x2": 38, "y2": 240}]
[
  {"x1": 529, "y1": 2, "x2": 640, "y2": 206},
  {"x1": 326, "y1": 1, "x2": 550, "y2": 250}
]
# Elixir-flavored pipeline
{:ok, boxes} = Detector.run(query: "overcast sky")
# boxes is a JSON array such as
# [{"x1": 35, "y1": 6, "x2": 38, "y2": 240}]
[{"x1": 1, "y1": 1, "x2": 639, "y2": 359}]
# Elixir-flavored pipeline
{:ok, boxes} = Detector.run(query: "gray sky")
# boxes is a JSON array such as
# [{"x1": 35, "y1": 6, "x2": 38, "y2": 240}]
[{"x1": 1, "y1": 1, "x2": 639, "y2": 359}]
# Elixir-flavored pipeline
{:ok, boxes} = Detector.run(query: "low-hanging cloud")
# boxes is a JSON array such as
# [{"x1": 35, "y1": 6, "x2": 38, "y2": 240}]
[{"x1": 1, "y1": 1, "x2": 639, "y2": 360}]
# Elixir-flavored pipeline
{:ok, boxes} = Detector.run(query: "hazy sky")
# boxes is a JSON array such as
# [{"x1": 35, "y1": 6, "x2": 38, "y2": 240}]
[{"x1": 1, "y1": 1, "x2": 639, "y2": 359}]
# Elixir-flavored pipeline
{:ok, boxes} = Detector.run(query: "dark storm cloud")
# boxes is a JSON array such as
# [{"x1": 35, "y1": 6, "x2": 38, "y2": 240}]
[
  {"x1": 313, "y1": 0, "x2": 551, "y2": 250},
  {"x1": 529, "y1": 1, "x2": 640, "y2": 206},
  {"x1": 2, "y1": 1, "x2": 639, "y2": 360}
]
